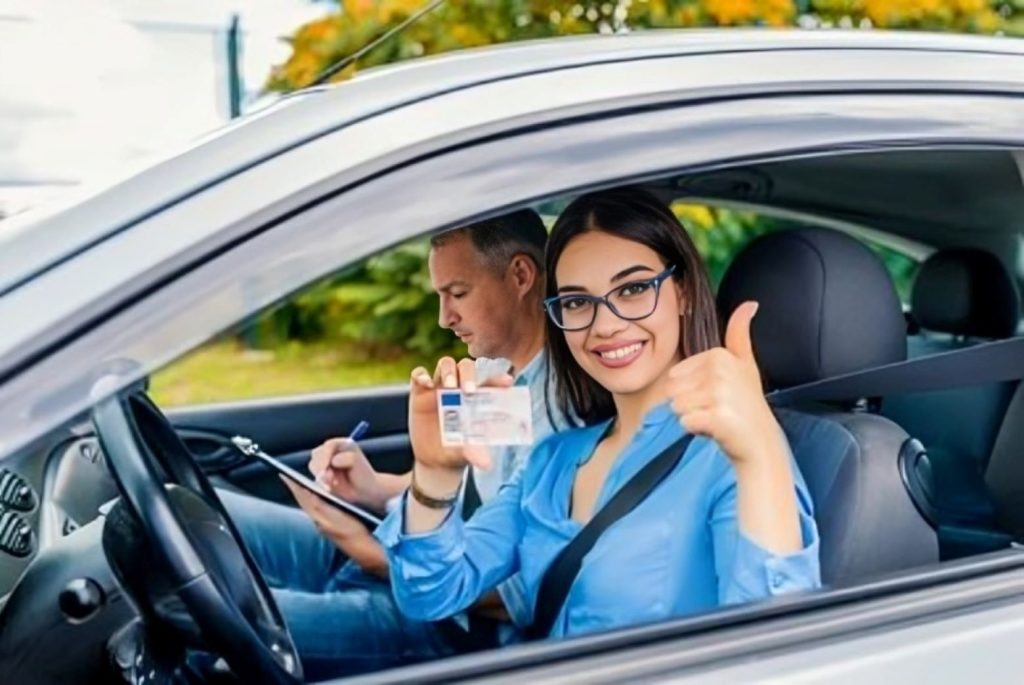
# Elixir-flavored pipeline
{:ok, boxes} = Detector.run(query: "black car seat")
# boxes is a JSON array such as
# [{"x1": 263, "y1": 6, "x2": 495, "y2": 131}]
[
  {"x1": 718, "y1": 227, "x2": 938, "y2": 586},
  {"x1": 906, "y1": 247, "x2": 1020, "y2": 357},
  {"x1": 883, "y1": 248, "x2": 1021, "y2": 558},
  {"x1": 985, "y1": 382, "x2": 1024, "y2": 539}
]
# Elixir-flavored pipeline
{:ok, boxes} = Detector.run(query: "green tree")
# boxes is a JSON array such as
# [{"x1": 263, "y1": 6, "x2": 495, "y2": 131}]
[{"x1": 256, "y1": 239, "x2": 466, "y2": 357}]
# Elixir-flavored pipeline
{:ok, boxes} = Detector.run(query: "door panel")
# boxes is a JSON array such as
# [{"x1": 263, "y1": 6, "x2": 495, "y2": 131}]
[
  {"x1": 165, "y1": 386, "x2": 411, "y2": 506},
  {"x1": 177, "y1": 428, "x2": 246, "y2": 472}
]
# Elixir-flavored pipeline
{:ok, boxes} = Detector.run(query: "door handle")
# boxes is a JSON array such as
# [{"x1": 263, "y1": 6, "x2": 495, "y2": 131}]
[{"x1": 176, "y1": 428, "x2": 245, "y2": 473}]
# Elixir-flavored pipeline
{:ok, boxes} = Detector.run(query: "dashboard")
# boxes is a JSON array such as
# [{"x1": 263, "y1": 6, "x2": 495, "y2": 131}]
[
  {"x1": 0, "y1": 470, "x2": 35, "y2": 557},
  {"x1": 0, "y1": 423, "x2": 117, "y2": 599}
]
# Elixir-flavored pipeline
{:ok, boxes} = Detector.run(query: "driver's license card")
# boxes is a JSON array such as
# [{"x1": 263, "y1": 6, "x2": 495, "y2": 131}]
[{"x1": 438, "y1": 387, "x2": 533, "y2": 446}]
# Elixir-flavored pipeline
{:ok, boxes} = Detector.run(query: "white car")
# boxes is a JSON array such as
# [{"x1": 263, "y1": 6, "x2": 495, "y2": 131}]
[{"x1": 1, "y1": 29, "x2": 1024, "y2": 684}]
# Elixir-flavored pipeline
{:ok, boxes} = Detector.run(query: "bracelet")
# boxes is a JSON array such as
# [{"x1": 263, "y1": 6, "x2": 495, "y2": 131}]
[{"x1": 410, "y1": 469, "x2": 461, "y2": 510}]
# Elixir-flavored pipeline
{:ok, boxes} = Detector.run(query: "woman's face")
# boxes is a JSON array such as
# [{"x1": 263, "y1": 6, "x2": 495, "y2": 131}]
[{"x1": 555, "y1": 230, "x2": 685, "y2": 399}]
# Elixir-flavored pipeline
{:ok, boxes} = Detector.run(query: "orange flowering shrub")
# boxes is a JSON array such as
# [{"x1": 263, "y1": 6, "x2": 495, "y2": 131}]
[
  {"x1": 267, "y1": 0, "x2": 1011, "y2": 92},
  {"x1": 811, "y1": 0, "x2": 1002, "y2": 30},
  {"x1": 701, "y1": 0, "x2": 796, "y2": 26}
]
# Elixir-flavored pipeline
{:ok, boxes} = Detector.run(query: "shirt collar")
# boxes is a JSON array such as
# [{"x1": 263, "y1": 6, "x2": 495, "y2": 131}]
[
  {"x1": 514, "y1": 349, "x2": 546, "y2": 386},
  {"x1": 577, "y1": 400, "x2": 681, "y2": 465},
  {"x1": 642, "y1": 400, "x2": 676, "y2": 429}
]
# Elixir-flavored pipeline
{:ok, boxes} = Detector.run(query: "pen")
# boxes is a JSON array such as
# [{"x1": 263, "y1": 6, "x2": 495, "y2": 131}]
[
  {"x1": 319, "y1": 420, "x2": 371, "y2": 484},
  {"x1": 347, "y1": 420, "x2": 370, "y2": 442}
]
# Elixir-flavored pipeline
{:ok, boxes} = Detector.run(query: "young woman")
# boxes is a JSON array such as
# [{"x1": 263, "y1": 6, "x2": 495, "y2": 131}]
[{"x1": 377, "y1": 188, "x2": 821, "y2": 639}]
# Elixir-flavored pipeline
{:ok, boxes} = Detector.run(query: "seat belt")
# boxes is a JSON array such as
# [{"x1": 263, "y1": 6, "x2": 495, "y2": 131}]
[
  {"x1": 462, "y1": 468, "x2": 483, "y2": 521},
  {"x1": 768, "y1": 336, "x2": 1024, "y2": 407},
  {"x1": 525, "y1": 433, "x2": 696, "y2": 641}
]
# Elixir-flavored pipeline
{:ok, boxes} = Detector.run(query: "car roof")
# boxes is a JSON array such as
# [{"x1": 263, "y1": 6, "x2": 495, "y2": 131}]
[{"x1": 1, "y1": 28, "x2": 1023, "y2": 297}]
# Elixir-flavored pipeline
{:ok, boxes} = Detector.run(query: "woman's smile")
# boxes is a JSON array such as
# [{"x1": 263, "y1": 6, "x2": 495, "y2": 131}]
[{"x1": 590, "y1": 339, "x2": 647, "y2": 368}]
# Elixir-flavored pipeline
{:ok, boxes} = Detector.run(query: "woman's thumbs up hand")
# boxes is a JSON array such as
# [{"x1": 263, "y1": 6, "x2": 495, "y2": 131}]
[{"x1": 667, "y1": 301, "x2": 784, "y2": 466}]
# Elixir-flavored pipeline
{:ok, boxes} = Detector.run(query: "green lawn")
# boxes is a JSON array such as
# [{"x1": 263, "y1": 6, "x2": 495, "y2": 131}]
[{"x1": 150, "y1": 339, "x2": 427, "y2": 407}]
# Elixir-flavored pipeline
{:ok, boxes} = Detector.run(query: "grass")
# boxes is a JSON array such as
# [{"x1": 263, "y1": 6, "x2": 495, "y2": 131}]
[{"x1": 150, "y1": 339, "x2": 428, "y2": 407}]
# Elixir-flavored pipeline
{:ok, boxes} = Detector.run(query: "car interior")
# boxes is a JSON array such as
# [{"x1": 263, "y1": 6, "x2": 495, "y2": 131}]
[{"x1": 0, "y1": 146, "x2": 1022, "y2": 683}]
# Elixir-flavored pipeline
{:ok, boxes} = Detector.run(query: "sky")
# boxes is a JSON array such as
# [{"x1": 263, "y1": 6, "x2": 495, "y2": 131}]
[{"x1": 0, "y1": 0, "x2": 331, "y2": 214}]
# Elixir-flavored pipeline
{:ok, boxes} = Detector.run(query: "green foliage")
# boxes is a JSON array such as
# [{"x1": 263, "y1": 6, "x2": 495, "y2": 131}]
[
  {"x1": 674, "y1": 204, "x2": 778, "y2": 287},
  {"x1": 250, "y1": 240, "x2": 464, "y2": 358},
  {"x1": 866, "y1": 241, "x2": 920, "y2": 303}
]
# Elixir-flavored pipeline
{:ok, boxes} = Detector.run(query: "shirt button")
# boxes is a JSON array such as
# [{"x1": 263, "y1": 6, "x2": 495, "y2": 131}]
[{"x1": 771, "y1": 572, "x2": 786, "y2": 589}]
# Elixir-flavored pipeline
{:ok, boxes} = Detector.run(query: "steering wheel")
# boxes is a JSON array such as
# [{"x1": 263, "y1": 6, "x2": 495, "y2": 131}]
[{"x1": 92, "y1": 391, "x2": 303, "y2": 684}]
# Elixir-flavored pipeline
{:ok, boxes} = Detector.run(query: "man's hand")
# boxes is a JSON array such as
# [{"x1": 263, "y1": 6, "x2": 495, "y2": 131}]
[
  {"x1": 282, "y1": 478, "x2": 389, "y2": 578},
  {"x1": 309, "y1": 438, "x2": 390, "y2": 514}
]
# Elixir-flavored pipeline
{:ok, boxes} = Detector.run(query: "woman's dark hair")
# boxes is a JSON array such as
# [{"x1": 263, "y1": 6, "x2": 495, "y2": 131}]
[{"x1": 545, "y1": 187, "x2": 720, "y2": 425}]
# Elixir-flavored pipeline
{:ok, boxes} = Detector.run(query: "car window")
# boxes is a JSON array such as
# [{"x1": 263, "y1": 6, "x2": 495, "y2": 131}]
[
  {"x1": 865, "y1": 241, "x2": 920, "y2": 305},
  {"x1": 151, "y1": 201, "x2": 922, "y2": 408},
  {"x1": 670, "y1": 201, "x2": 922, "y2": 302},
  {"x1": 150, "y1": 236, "x2": 464, "y2": 406}
]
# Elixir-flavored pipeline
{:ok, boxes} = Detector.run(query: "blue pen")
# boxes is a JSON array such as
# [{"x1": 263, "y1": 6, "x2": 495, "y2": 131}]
[
  {"x1": 319, "y1": 420, "x2": 370, "y2": 483},
  {"x1": 348, "y1": 420, "x2": 370, "y2": 442}
]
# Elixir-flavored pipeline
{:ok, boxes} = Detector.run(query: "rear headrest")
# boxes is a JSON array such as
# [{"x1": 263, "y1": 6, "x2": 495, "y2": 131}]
[
  {"x1": 718, "y1": 228, "x2": 906, "y2": 391},
  {"x1": 910, "y1": 248, "x2": 1020, "y2": 339}
]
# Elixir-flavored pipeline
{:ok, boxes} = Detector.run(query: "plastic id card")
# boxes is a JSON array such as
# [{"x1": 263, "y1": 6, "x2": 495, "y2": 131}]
[{"x1": 438, "y1": 387, "x2": 533, "y2": 447}]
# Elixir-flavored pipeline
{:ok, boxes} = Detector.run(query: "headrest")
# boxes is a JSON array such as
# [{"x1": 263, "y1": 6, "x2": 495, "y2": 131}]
[
  {"x1": 910, "y1": 248, "x2": 1020, "y2": 339},
  {"x1": 718, "y1": 228, "x2": 906, "y2": 391}
]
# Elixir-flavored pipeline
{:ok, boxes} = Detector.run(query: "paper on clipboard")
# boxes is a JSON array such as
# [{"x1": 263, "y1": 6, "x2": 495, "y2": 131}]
[{"x1": 230, "y1": 435, "x2": 382, "y2": 527}]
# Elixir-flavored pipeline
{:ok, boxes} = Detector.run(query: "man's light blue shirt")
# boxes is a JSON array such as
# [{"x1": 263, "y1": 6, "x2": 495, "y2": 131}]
[
  {"x1": 471, "y1": 350, "x2": 567, "y2": 503},
  {"x1": 378, "y1": 402, "x2": 821, "y2": 639}
]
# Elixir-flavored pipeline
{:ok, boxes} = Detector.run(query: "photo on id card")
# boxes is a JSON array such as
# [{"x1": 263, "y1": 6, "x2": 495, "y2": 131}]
[{"x1": 438, "y1": 386, "x2": 533, "y2": 447}]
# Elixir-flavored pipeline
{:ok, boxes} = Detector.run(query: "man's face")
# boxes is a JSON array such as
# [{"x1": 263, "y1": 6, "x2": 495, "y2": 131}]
[{"x1": 429, "y1": 235, "x2": 519, "y2": 359}]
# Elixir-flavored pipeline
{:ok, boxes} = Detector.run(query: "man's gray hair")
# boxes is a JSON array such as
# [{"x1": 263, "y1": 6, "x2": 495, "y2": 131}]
[{"x1": 430, "y1": 208, "x2": 547, "y2": 273}]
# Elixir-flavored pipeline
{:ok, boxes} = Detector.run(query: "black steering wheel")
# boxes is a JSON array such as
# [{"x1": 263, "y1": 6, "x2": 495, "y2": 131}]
[{"x1": 92, "y1": 391, "x2": 303, "y2": 684}]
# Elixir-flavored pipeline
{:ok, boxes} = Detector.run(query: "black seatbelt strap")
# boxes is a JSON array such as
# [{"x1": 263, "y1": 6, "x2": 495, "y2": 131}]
[
  {"x1": 769, "y1": 336, "x2": 1024, "y2": 407},
  {"x1": 462, "y1": 467, "x2": 483, "y2": 521},
  {"x1": 525, "y1": 433, "x2": 696, "y2": 641}
]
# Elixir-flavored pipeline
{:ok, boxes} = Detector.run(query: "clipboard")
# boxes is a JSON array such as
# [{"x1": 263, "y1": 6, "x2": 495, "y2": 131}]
[{"x1": 230, "y1": 435, "x2": 383, "y2": 527}]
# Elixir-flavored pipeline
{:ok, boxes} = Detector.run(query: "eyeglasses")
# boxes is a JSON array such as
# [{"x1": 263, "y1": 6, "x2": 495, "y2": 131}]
[{"x1": 544, "y1": 265, "x2": 678, "y2": 331}]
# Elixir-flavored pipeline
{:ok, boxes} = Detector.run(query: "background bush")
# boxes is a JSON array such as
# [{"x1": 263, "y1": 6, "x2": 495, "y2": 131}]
[{"x1": 251, "y1": 238, "x2": 465, "y2": 358}]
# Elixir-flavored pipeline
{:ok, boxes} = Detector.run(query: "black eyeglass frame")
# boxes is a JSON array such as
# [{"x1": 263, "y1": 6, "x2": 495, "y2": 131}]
[{"x1": 544, "y1": 264, "x2": 678, "y2": 331}]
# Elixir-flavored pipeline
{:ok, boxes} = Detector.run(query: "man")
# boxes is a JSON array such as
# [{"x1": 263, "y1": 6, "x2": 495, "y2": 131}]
[{"x1": 218, "y1": 208, "x2": 567, "y2": 680}]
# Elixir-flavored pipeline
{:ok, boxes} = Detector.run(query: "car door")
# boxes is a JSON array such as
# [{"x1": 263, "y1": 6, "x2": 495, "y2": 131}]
[
  {"x1": 6, "y1": 46, "x2": 1024, "y2": 684},
  {"x1": 165, "y1": 387, "x2": 410, "y2": 505}
]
